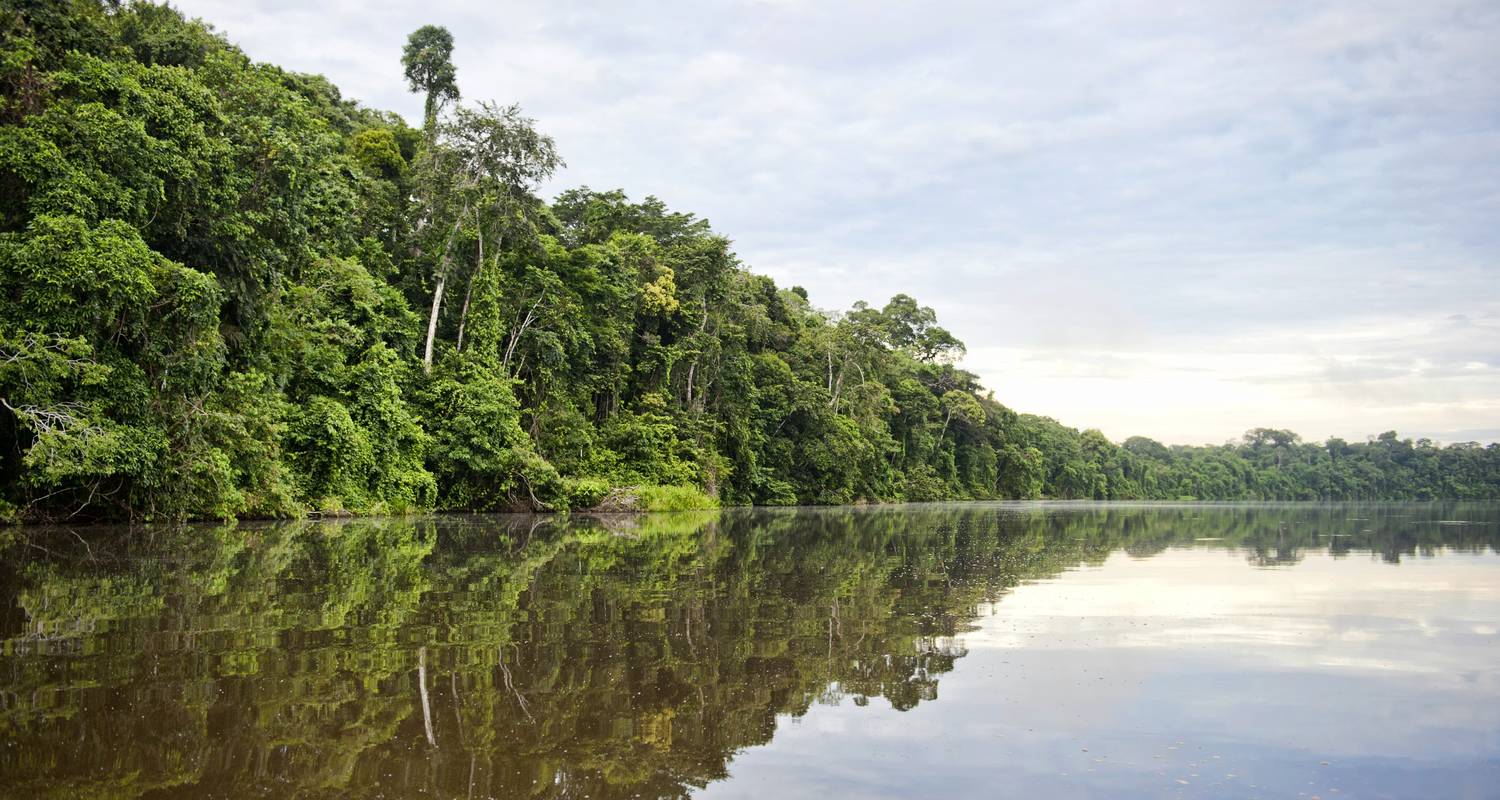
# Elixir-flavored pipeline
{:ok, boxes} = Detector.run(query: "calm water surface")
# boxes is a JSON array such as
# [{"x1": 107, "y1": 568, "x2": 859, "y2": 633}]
[{"x1": 2, "y1": 503, "x2": 1497, "y2": 799}]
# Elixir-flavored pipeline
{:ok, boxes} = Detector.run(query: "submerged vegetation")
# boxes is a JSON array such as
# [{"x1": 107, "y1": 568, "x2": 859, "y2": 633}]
[{"x1": 2, "y1": 2, "x2": 1498, "y2": 522}]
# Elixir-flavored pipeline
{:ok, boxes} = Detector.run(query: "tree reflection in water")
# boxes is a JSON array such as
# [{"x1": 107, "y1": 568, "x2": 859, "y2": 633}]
[{"x1": 1, "y1": 503, "x2": 1496, "y2": 799}]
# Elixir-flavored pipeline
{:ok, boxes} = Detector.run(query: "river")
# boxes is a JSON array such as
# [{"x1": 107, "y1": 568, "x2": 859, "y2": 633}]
[{"x1": 2, "y1": 502, "x2": 1497, "y2": 798}]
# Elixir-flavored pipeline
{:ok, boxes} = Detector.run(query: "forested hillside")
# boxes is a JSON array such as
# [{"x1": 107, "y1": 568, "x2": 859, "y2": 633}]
[{"x1": 2, "y1": 1, "x2": 1497, "y2": 521}]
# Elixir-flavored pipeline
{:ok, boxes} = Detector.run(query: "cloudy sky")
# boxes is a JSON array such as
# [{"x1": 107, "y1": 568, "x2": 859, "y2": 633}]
[{"x1": 175, "y1": 0, "x2": 1500, "y2": 445}]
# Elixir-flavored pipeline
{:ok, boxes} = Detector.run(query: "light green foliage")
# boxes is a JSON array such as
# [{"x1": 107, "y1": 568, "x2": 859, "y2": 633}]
[
  {"x1": 637, "y1": 484, "x2": 720, "y2": 511},
  {"x1": 640, "y1": 265, "x2": 680, "y2": 315},
  {"x1": 350, "y1": 127, "x2": 405, "y2": 179},
  {"x1": 564, "y1": 476, "x2": 610, "y2": 508},
  {"x1": 1, "y1": 1, "x2": 1496, "y2": 523}
]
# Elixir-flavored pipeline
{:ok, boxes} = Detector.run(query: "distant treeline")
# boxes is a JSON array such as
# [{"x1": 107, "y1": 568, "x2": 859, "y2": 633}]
[{"x1": 2, "y1": 2, "x2": 1497, "y2": 521}]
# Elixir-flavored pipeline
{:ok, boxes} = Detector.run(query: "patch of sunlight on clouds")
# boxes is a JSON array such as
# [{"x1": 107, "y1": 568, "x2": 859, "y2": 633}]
[{"x1": 966, "y1": 314, "x2": 1500, "y2": 445}]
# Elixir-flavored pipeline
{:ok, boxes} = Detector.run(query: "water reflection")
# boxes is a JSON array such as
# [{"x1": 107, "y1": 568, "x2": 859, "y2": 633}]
[{"x1": 1, "y1": 503, "x2": 1497, "y2": 798}]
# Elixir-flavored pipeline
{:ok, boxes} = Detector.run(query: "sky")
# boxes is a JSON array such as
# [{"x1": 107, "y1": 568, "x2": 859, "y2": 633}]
[{"x1": 173, "y1": 0, "x2": 1500, "y2": 445}]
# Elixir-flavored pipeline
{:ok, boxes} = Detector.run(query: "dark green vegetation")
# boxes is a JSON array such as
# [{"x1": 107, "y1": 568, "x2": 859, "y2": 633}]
[
  {"x1": 2, "y1": 2, "x2": 1498, "y2": 522},
  {"x1": 2, "y1": 503, "x2": 1495, "y2": 798}
]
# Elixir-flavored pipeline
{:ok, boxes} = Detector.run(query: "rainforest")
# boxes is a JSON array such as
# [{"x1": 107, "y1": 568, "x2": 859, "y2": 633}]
[{"x1": 2, "y1": 1, "x2": 1498, "y2": 523}]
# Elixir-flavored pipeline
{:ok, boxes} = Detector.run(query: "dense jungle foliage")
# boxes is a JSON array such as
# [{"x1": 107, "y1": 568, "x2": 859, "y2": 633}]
[
  {"x1": 2, "y1": 1, "x2": 1498, "y2": 521},
  {"x1": 3, "y1": 504, "x2": 1494, "y2": 797}
]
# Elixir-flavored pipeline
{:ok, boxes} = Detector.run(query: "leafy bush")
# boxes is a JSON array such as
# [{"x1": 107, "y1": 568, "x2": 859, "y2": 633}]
[{"x1": 565, "y1": 477, "x2": 610, "y2": 509}]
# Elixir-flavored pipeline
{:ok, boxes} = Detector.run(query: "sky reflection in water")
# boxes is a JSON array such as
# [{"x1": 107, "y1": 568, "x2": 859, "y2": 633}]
[{"x1": 704, "y1": 546, "x2": 1500, "y2": 799}]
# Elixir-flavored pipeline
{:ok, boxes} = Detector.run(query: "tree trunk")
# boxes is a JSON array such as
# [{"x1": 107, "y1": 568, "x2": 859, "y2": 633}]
[
  {"x1": 685, "y1": 304, "x2": 708, "y2": 408},
  {"x1": 829, "y1": 355, "x2": 848, "y2": 410},
  {"x1": 455, "y1": 218, "x2": 486, "y2": 353},
  {"x1": 502, "y1": 291, "x2": 544, "y2": 374},
  {"x1": 421, "y1": 213, "x2": 467, "y2": 372},
  {"x1": 422, "y1": 275, "x2": 447, "y2": 372}
]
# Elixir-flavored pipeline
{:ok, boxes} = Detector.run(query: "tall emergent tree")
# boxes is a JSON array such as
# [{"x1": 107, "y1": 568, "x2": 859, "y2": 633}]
[
  {"x1": 401, "y1": 24, "x2": 459, "y2": 134},
  {"x1": 417, "y1": 103, "x2": 561, "y2": 371}
]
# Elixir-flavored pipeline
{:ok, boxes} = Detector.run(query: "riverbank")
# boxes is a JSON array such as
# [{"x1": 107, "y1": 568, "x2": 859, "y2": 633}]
[{"x1": 0, "y1": 482, "x2": 722, "y2": 528}]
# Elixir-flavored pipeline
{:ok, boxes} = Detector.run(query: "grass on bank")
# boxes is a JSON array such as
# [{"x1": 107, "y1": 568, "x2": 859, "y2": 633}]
[{"x1": 636, "y1": 484, "x2": 720, "y2": 511}]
